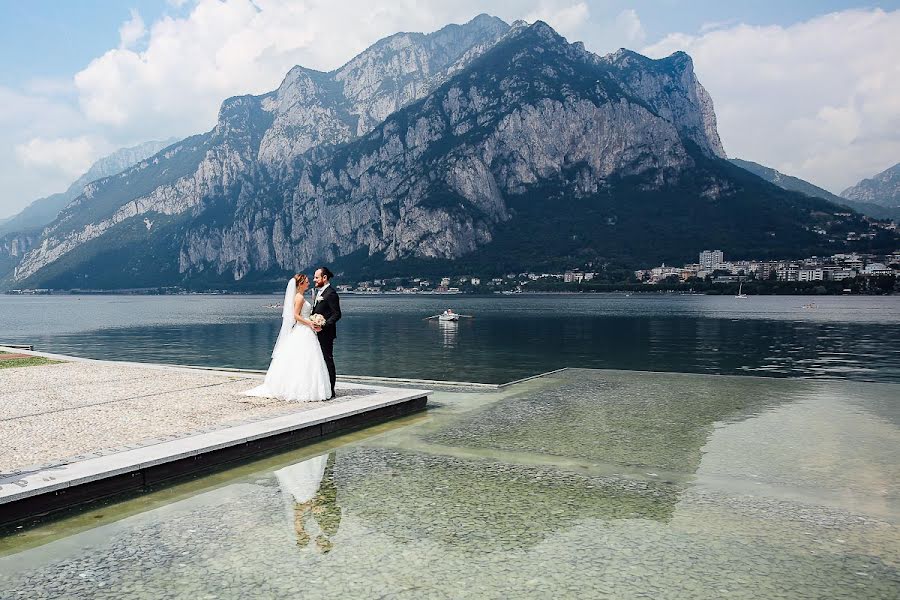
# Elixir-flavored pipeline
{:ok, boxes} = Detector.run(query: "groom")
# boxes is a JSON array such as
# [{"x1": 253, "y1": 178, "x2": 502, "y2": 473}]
[{"x1": 311, "y1": 267, "x2": 341, "y2": 399}]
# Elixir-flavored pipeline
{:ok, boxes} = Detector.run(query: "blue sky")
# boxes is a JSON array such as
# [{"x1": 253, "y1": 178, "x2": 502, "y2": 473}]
[{"x1": 2, "y1": 1, "x2": 899, "y2": 218}]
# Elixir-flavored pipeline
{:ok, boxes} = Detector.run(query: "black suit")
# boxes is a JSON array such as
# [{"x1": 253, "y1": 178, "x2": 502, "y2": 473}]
[{"x1": 311, "y1": 285, "x2": 341, "y2": 396}]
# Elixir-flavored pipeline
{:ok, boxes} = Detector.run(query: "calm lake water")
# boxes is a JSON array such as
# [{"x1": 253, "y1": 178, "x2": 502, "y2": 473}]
[
  {"x1": 2, "y1": 295, "x2": 899, "y2": 597},
  {"x1": 1, "y1": 293, "x2": 899, "y2": 383},
  {"x1": 2, "y1": 370, "x2": 897, "y2": 598}
]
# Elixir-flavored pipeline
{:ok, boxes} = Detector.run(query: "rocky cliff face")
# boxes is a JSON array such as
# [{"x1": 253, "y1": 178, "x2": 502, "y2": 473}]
[
  {"x1": 252, "y1": 14, "x2": 510, "y2": 170},
  {"x1": 15, "y1": 16, "x2": 868, "y2": 290},
  {"x1": 842, "y1": 162, "x2": 900, "y2": 208},
  {"x1": 15, "y1": 15, "x2": 511, "y2": 284},
  {"x1": 173, "y1": 21, "x2": 713, "y2": 279},
  {"x1": 599, "y1": 49, "x2": 726, "y2": 159},
  {"x1": 1, "y1": 232, "x2": 38, "y2": 261}
]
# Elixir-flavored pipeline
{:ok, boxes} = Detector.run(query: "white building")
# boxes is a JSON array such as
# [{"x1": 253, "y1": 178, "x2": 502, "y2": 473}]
[
  {"x1": 798, "y1": 268, "x2": 824, "y2": 282},
  {"x1": 699, "y1": 250, "x2": 724, "y2": 270},
  {"x1": 777, "y1": 264, "x2": 799, "y2": 281},
  {"x1": 831, "y1": 270, "x2": 856, "y2": 281},
  {"x1": 864, "y1": 263, "x2": 892, "y2": 276}
]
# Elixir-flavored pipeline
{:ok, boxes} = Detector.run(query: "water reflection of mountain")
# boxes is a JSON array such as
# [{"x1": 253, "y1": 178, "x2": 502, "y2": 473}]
[
  {"x1": 332, "y1": 446, "x2": 682, "y2": 551},
  {"x1": 328, "y1": 369, "x2": 805, "y2": 551},
  {"x1": 426, "y1": 369, "x2": 803, "y2": 472}
]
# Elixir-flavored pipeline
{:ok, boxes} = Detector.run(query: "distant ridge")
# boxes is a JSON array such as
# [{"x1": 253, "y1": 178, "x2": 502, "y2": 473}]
[
  {"x1": 0, "y1": 139, "x2": 177, "y2": 283},
  {"x1": 730, "y1": 158, "x2": 900, "y2": 222},
  {"x1": 0, "y1": 138, "x2": 177, "y2": 238},
  {"x1": 841, "y1": 162, "x2": 900, "y2": 218}
]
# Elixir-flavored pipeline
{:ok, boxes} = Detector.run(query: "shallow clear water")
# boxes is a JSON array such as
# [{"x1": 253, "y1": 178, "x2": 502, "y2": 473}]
[
  {"x1": 1, "y1": 370, "x2": 897, "y2": 599},
  {"x1": 1, "y1": 294, "x2": 899, "y2": 383}
]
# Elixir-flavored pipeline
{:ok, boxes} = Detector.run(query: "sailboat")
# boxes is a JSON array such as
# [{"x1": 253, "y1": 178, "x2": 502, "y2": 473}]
[{"x1": 735, "y1": 281, "x2": 748, "y2": 299}]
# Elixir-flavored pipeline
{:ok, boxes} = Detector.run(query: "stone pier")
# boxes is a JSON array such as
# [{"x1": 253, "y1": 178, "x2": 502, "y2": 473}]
[{"x1": 0, "y1": 347, "x2": 429, "y2": 526}]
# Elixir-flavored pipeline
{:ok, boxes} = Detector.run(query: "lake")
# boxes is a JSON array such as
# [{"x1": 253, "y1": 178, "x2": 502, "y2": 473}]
[
  {"x1": 1, "y1": 369, "x2": 897, "y2": 598},
  {"x1": 1, "y1": 293, "x2": 898, "y2": 383},
  {"x1": 2, "y1": 293, "x2": 898, "y2": 598}
]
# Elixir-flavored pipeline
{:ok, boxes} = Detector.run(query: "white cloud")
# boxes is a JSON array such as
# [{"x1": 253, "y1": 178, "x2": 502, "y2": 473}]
[
  {"x1": 614, "y1": 9, "x2": 645, "y2": 46},
  {"x1": 70, "y1": 0, "x2": 602, "y2": 146},
  {"x1": 698, "y1": 19, "x2": 736, "y2": 34},
  {"x1": 525, "y1": 1, "x2": 590, "y2": 36},
  {"x1": 73, "y1": 0, "x2": 449, "y2": 141},
  {"x1": 0, "y1": 87, "x2": 93, "y2": 215},
  {"x1": 119, "y1": 9, "x2": 147, "y2": 49},
  {"x1": 643, "y1": 8, "x2": 900, "y2": 193},
  {"x1": 14, "y1": 136, "x2": 108, "y2": 178}
]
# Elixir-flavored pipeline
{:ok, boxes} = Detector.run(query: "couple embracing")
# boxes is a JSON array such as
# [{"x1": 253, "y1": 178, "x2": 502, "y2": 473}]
[{"x1": 245, "y1": 267, "x2": 341, "y2": 402}]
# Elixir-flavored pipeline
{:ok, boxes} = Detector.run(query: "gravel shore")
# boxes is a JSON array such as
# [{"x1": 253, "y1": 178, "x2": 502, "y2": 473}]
[{"x1": 0, "y1": 361, "x2": 359, "y2": 472}]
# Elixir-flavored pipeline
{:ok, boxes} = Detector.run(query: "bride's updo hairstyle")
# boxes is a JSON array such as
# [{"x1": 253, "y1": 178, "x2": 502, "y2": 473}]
[{"x1": 293, "y1": 273, "x2": 308, "y2": 288}]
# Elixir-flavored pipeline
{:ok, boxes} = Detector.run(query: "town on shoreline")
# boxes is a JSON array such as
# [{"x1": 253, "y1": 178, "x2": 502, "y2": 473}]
[{"x1": 6, "y1": 250, "x2": 899, "y2": 297}]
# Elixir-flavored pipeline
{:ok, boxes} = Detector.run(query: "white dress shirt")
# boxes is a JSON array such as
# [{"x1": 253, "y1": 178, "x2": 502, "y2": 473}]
[{"x1": 314, "y1": 283, "x2": 330, "y2": 306}]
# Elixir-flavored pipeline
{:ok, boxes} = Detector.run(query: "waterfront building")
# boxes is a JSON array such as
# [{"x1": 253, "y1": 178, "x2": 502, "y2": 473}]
[
  {"x1": 777, "y1": 264, "x2": 800, "y2": 281},
  {"x1": 699, "y1": 250, "x2": 724, "y2": 270},
  {"x1": 831, "y1": 270, "x2": 857, "y2": 281},
  {"x1": 798, "y1": 268, "x2": 824, "y2": 282},
  {"x1": 864, "y1": 263, "x2": 893, "y2": 276}
]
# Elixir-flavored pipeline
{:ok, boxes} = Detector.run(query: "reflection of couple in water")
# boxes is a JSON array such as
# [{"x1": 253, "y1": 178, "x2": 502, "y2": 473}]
[{"x1": 274, "y1": 453, "x2": 341, "y2": 553}]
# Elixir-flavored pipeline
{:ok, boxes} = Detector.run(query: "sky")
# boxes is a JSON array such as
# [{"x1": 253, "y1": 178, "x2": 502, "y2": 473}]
[{"x1": 1, "y1": 0, "x2": 899, "y2": 220}]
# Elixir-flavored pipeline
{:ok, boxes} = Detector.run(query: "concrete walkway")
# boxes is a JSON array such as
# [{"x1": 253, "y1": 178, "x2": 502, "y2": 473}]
[{"x1": 0, "y1": 349, "x2": 429, "y2": 525}]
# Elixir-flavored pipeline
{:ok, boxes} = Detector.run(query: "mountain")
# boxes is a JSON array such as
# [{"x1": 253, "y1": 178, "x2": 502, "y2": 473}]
[
  {"x1": 841, "y1": 163, "x2": 900, "y2": 217},
  {"x1": 0, "y1": 139, "x2": 177, "y2": 239},
  {"x1": 729, "y1": 159, "x2": 846, "y2": 203},
  {"x1": 11, "y1": 17, "x2": 894, "y2": 290},
  {"x1": 731, "y1": 159, "x2": 900, "y2": 222}
]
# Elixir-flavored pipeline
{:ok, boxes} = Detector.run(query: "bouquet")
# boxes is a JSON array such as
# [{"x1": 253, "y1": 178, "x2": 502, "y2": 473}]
[{"x1": 310, "y1": 314, "x2": 326, "y2": 328}]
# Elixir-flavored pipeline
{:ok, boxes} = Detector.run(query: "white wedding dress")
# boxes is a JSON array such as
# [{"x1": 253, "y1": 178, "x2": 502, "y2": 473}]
[{"x1": 244, "y1": 294, "x2": 331, "y2": 402}]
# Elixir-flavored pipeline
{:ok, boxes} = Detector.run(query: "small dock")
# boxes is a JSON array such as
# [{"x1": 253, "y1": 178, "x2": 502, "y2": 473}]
[{"x1": 0, "y1": 347, "x2": 429, "y2": 526}]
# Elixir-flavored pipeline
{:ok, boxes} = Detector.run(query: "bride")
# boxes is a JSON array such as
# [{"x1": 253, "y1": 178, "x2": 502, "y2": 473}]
[{"x1": 245, "y1": 274, "x2": 332, "y2": 402}]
